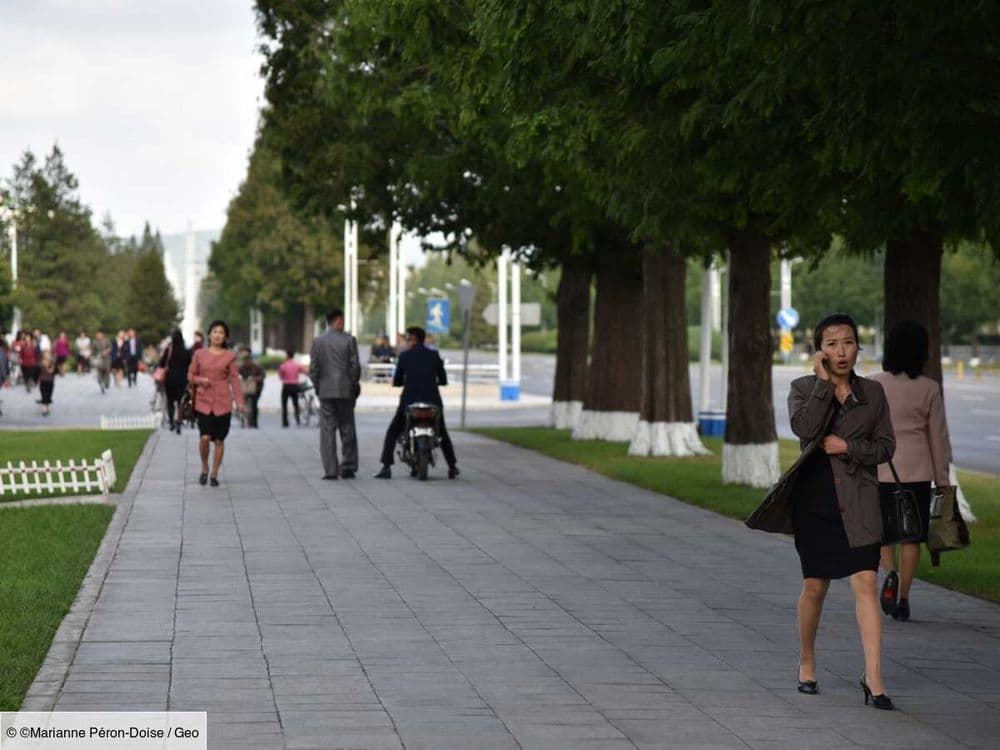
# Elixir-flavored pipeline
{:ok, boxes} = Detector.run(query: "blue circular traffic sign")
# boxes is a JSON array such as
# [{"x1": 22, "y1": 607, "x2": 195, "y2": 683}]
[{"x1": 777, "y1": 307, "x2": 800, "y2": 329}]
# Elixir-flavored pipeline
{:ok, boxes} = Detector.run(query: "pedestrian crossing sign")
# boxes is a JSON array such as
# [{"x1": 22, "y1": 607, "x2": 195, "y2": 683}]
[{"x1": 426, "y1": 299, "x2": 450, "y2": 334}]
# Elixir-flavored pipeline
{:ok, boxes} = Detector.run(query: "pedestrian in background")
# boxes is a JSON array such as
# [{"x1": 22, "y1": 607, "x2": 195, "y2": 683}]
[
  {"x1": 872, "y1": 321, "x2": 951, "y2": 622},
  {"x1": 54, "y1": 330, "x2": 72, "y2": 374},
  {"x1": 38, "y1": 351, "x2": 56, "y2": 416},
  {"x1": 279, "y1": 349, "x2": 308, "y2": 428},
  {"x1": 238, "y1": 346, "x2": 265, "y2": 429},
  {"x1": 111, "y1": 330, "x2": 126, "y2": 386},
  {"x1": 91, "y1": 331, "x2": 111, "y2": 394},
  {"x1": 75, "y1": 330, "x2": 92, "y2": 373},
  {"x1": 159, "y1": 328, "x2": 191, "y2": 434},
  {"x1": 0, "y1": 338, "x2": 10, "y2": 389},
  {"x1": 785, "y1": 313, "x2": 896, "y2": 709},
  {"x1": 19, "y1": 331, "x2": 38, "y2": 392},
  {"x1": 125, "y1": 328, "x2": 142, "y2": 387},
  {"x1": 309, "y1": 310, "x2": 361, "y2": 479},
  {"x1": 188, "y1": 320, "x2": 244, "y2": 487}
]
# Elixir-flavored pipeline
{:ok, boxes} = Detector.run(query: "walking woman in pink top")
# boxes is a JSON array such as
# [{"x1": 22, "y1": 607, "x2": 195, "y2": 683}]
[
  {"x1": 871, "y1": 321, "x2": 952, "y2": 621},
  {"x1": 187, "y1": 320, "x2": 245, "y2": 487}
]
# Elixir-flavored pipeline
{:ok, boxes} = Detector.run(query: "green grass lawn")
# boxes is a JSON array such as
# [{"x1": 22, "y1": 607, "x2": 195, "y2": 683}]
[
  {"x1": 472, "y1": 428, "x2": 999, "y2": 603},
  {"x1": 1, "y1": 429, "x2": 152, "y2": 502},
  {"x1": 0, "y1": 504, "x2": 116, "y2": 710}
]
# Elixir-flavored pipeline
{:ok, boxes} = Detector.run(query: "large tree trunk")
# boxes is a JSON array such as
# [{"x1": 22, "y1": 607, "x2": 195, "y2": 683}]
[
  {"x1": 722, "y1": 230, "x2": 779, "y2": 487},
  {"x1": 885, "y1": 233, "x2": 943, "y2": 385},
  {"x1": 550, "y1": 264, "x2": 592, "y2": 429},
  {"x1": 572, "y1": 260, "x2": 642, "y2": 441},
  {"x1": 629, "y1": 243, "x2": 708, "y2": 456}
]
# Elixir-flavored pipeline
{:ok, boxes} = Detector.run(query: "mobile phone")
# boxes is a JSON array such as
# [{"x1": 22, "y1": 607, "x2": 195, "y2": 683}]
[{"x1": 821, "y1": 357, "x2": 830, "y2": 371}]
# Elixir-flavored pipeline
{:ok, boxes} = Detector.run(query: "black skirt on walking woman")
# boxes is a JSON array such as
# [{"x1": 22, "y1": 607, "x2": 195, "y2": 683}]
[{"x1": 792, "y1": 450, "x2": 881, "y2": 579}]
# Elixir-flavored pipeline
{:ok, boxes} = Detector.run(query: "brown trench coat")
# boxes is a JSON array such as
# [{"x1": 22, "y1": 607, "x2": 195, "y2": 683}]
[{"x1": 746, "y1": 374, "x2": 896, "y2": 548}]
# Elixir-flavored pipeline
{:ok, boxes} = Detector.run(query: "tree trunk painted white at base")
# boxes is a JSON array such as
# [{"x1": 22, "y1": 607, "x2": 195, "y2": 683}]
[
  {"x1": 629, "y1": 421, "x2": 711, "y2": 457},
  {"x1": 550, "y1": 400, "x2": 583, "y2": 430},
  {"x1": 572, "y1": 410, "x2": 639, "y2": 442},
  {"x1": 722, "y1": 442, "x2": 780, "y2": 488}
]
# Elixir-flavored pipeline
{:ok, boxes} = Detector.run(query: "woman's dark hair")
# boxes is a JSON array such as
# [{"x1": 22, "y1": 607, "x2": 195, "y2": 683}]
[
  {"x1": 286, "y1": 349, "x2": 295, "y2": 359},
  {"x1": 882, "y1": 320, "x2": 928, "y2": 379},
  {"x1": 813, "y1": 313, "x2": 860, "y2": 352},
  {"x1": 206, "y1": 320, "x2": 231, "y2": 347},
  {"x1": 169, "y1": 328, "x2": 185, "y2": 352}
]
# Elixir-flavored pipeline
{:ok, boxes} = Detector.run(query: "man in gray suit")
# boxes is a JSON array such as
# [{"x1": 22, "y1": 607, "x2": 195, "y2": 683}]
[{"x1": 309, "y1": 309, "x2": 361, "y2": 479}]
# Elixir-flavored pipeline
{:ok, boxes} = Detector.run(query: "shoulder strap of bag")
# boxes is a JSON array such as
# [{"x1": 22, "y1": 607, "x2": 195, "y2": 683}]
[{"x1": 886, "y1": 458, "x2": 904, "y2": 490}]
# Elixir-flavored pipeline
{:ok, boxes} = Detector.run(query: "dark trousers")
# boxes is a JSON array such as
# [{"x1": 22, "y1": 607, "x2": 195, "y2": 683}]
[
  {"x1": 379, "y1": 406, "x2": 457, "y2": 468},
  {"x1": 245, "y1": 394, "x2": 260, "y2": 428},
  {"x1": 126, "y1": 358, "x2": 139, "y2": 386},
  {"x1": 165, "y1": 383, "x2": 186, "y2": 428},
  {"x1": 320, "y1": 398, "x2": 357, "y2": 476},
  {"x1": 281, "y1": 384, "x2": 300, "y2": 426}
]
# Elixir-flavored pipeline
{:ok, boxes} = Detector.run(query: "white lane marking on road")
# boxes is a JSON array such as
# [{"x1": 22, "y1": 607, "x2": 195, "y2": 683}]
[
  {"x1": 959, "y1": 395, "x2": 986, "y2": 402},
  {"x1": 971, "y1": 408, "x2": 1000, "y2": 416},
  {"x1": 986, "y1": 435, "x2": 1000, "y2": 442}
]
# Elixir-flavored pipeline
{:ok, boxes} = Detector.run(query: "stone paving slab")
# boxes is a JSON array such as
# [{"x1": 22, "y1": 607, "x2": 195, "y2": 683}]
[{"x1": 22, "y1": 415, "x2": 1000, "y2": 749}]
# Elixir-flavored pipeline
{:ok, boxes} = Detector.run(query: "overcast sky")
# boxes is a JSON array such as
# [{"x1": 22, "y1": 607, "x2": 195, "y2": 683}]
[{"x1": 0, "y1": 0, "x2": 264, "y2": 237}]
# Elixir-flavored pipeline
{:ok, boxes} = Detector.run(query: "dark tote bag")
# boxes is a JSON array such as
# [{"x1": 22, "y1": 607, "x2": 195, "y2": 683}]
[{"x1": 880, "y1": 459, "x2": 922, "y2": 544}]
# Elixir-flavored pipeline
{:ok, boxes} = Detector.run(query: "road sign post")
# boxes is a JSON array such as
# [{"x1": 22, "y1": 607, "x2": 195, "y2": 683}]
[{"x1": 457, "y1": 282, "x2": 476, "y2": 428}]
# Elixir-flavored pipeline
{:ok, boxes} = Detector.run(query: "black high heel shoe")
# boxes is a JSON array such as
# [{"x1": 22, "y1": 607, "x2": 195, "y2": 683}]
[
  {"x1": 896, "y1": 598, "x2": 910, "y2": 622},
  {"x1": 797, "y1": 667, "x2": 818, "y2": 695},
  {"x1": 860, "y1": 675, "x2": 894, "y2": 710},
  {"x1": 198, "y1": 473, "x2": 208, "y2": 486}
]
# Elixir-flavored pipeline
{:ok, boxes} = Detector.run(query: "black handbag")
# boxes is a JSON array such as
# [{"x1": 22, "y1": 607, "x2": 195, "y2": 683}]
[{"x1": 880, "y1": 459, "x2": 922, "y2": 544}]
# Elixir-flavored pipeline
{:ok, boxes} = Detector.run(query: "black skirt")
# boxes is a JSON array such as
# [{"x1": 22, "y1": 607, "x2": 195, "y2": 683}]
[
  {"x1": 879, "y1": 481, "x2": 932, "y2": 543},
  {"x1": 196, "y1": 411, "x2": 232, "y2": 441},
  {"x1": 792, "y1": 451, "x2": 880, "y2": 579}
]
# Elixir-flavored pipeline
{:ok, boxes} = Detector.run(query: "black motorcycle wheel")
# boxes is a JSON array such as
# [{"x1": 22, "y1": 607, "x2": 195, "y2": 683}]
[{"x1": 415, "y1": 436, "x2": 431, "y2": 481}]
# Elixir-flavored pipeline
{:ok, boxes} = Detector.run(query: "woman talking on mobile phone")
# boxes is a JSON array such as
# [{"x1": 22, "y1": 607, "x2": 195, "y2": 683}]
[{"x1": 787, "y1": 313, "x2": 896, "y2": 709}]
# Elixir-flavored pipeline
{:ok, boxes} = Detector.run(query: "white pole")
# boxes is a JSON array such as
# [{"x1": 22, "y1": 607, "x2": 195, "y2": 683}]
[
  {"x1": 388, "y1": 224, "x2": 398, "y2": 339},
  {"x1": 351, "y1": 219, "x2": 360, "y2": 334},
  {"x1": 498, "y1": 250, "x2": 508, "y2": 382},
  {"x1": 9, "y1": 220, "x2": 20, "y2": 335},
  {"x1": 511, "y1": 257, "x2": 521, "y2": 386},
  {"x1": 396, "y1": 228, "x2": 407, "y2": 337},
  {"x1": 721, "y1": 252, "x2": 730, "y2": 411},
  {"x1": 780, "y1": 258, "x2": 792, "y2": 312},
  {"x1": 343, "y1": 219, "x2": 353, "y2": 332},
  {"x1": 699, "y1": 261, "x2": 713, "y2": 411}
]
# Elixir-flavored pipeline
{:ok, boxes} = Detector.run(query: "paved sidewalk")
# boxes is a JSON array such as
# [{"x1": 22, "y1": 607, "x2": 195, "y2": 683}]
[{"x1": 26, "y1": 417, "x2": 1000, "y2": 749}]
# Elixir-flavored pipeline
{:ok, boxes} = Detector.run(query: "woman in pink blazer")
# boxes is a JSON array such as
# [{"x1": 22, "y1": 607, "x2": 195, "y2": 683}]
[
  {"x1": 188, "y1": 320, "x2": 245, "y2": 487},
  {"x1": 871, "y1": 321, "x2": 952, "y2": 621}
]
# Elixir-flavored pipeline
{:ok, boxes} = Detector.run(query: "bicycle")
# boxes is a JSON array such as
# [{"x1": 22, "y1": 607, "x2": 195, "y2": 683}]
[{"x1": 298, "y1": 378, "x2": 320, "y2": 426}]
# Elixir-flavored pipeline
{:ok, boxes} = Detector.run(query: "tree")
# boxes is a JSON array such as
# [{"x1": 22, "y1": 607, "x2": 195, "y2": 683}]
[
  {"x1": 209, "y1": 134, "x2": 348, "y2": 352},
  {"x1": 734, "y1": 3, "x2": 1000, "y2": 385},
  {"x1": 4, "y1": 147, "x2": 114, "y2": 334},
  {"x1": 126, "y1": 246, "x2": 179, "y2": 344},
  {"x1": 940, "y1": 242, "x2": 1000, "y2": 355}
]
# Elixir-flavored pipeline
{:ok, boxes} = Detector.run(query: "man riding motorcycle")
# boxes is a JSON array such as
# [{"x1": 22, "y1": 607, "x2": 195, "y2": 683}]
[{"x1": 373, "y1": 326, "x2": 459, "y2": 479}]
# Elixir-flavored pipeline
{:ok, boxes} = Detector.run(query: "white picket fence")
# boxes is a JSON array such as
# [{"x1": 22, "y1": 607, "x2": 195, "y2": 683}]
[
  {"x1": 101, "y1": 414, "x2": 159, "y2": 430},
  {"x1": 0, "y1": 450, "x2": 117, "y2": 496}
]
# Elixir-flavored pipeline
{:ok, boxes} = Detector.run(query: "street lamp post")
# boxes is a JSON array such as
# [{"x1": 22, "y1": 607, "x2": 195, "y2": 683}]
[{"x1": 0, "y1": 204, "x2": 21, "y2": 337}]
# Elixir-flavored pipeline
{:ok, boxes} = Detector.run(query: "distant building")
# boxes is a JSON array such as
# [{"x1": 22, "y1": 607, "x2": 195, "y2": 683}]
[{"x1": 160, "y1": 227, "x2": 219, "y2": 343}]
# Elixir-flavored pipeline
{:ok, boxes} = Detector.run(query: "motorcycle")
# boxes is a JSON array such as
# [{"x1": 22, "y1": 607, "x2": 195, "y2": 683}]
[{"x1": 397, "y1": 402, "x2": 441, "y2": 480}]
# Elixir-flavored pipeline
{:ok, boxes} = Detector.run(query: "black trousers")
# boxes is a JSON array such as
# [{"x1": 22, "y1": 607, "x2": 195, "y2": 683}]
[
  {"x1": 379, "y1": 406, "x2": 457, "y2": 468},
  {"x1": 245, "y1": 394, "x2": 260, "y2": 428},
  {"x1": 281, "y1": 384, "x2": 300, "y2": 426},
  {"x1": 126, "y1": 358, "x2": 139, "y2": 386},
  {"x1": 165, "y1": 383, "x2": 186, "y2": 428}
]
